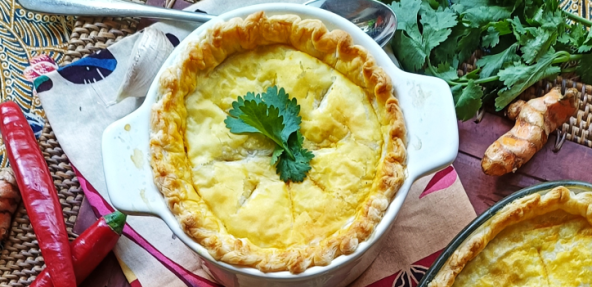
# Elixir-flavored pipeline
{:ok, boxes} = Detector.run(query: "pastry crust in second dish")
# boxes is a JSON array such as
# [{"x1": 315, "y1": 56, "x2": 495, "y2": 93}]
[
  {"x1": 149, "y1": 11, "x2": 406, "y2": 273},
  {"x1": 429, "y1": 186, "x2": 592, "y2": 286}
]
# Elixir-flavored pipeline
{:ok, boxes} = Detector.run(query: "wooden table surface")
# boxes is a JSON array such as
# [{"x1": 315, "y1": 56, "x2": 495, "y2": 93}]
[{"x1": 73, "y1": 111, "x2": 592, "y2": 286}]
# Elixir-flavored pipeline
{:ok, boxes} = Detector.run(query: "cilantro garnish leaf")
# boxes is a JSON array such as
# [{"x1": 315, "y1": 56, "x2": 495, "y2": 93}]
[
  {"x1": 271, "y1": 146, "x2": 283, "y2": 165},
  {"x1": 226, "y1": 98, "x2": 292, "y2": 157},
  {"x1": 225, "y1": 86, "x2": 314, "y2": 182},
  {"x1": 275, "y1": 132, "x2": 314, "y2": 182},
  {"x1": 259, "y1": 86, "x2": 301, "y2": 143}
]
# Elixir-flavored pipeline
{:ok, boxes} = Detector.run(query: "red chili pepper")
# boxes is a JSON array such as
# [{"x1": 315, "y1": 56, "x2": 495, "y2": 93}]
[
  {"x1": 0, "y1": 101, "x2": 76, "y2": 287},
  {"x1": 30, "y1": 211, "x2": 127, "y2": 287}
]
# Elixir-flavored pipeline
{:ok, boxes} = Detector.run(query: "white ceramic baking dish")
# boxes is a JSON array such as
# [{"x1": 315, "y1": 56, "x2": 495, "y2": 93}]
[{"x1": 101, "y1": 3, "x2": 459, "y2": 287}]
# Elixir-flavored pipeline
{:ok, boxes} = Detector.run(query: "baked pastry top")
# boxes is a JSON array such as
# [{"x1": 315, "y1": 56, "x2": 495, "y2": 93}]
[
  {"x1": 429, "y1": 186, "x2": 592, "y2": 287},
  {"x1": 150, "y1": 11, "x2": 407, "y2": 273}
]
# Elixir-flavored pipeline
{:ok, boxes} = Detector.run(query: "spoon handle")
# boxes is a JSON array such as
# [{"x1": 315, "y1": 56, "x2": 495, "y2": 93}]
[{"x1": 17, "y1": 0, "x2": 215, "y2": 23}]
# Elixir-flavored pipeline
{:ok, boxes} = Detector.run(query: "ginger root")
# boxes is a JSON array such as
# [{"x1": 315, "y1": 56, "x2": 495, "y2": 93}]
[
  {"x1": 481, "y1": 87, "x2": 578, "y2": 176},
  {"x1": 0, "y1": 167, "x2": 20, "y2": 240}
]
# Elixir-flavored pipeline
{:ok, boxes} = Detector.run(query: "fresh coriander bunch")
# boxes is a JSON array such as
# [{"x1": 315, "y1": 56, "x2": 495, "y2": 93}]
[{"x1": 386, "y1": 0, "x2": 592, "y2": 120}]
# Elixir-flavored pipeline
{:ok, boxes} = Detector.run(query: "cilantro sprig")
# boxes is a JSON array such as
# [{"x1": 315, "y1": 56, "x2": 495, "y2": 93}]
[
  {"x1": 386, "y1": 0, "x2": 592, "y2": 120},
  {"x1": 224, "y1": 86, "x2": 314, "y2": 182}
]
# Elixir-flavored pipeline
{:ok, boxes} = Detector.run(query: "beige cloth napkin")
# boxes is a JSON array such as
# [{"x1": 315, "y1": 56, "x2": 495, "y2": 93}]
[{"x1": 36, "y1": 1, "x2": 476, "y2": 286}]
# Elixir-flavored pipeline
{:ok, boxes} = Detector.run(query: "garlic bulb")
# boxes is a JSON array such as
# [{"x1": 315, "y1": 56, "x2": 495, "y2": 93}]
[{"x1": 115, "y1": 27, "x2": 174, "y2": 103}]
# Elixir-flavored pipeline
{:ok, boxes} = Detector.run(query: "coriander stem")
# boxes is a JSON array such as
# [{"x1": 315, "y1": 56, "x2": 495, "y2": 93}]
[
  {"x1": 474, "y1": 75, "x2": 499, "y2": 84},
  {"x1": 562, "y1": 67, "x2": 577, "y2": 73},
  {"x1": 552, "y1": 54, "x2": 583, "y2": 63},
  {"x1": 448, "y1": 75, "x2": 500, "y2": 86},
  {"x1": 563, "y1": 10, "x2": 592, "y2": 27}
]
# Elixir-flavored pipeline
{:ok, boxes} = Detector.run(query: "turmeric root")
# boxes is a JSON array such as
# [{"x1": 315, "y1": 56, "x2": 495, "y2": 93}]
[{"x1": 481, "y1": 87, "x2": 578, "y2": 176}]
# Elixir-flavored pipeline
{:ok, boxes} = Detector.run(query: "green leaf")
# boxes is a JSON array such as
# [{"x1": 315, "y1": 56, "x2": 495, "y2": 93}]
[
  {"x1": 457, "y1": 28, "x2": 481, "y2": 64},
  {"x1": 420, "y1": 3, "x2": 458, "y2": 31},
  {"x1": 271, "y1": 145, "x2": 283, "y2": 165},
  {"x1": 508, "y1": 16, "x2": 526, "y2": 41},
  {"x1": 577, "y1": 53, "x2": 592, "y2": 84},
  {"x1": 562, "y1": 23, "x2": 588, "y2": 51},
  {"x1": 428, "y1": 62, "x2": 459, "y2": 82},
  {"x1": 451, "y1": 0, "x2": 492, "y2": 11},
  {"x1": 433, "y1": 24, "x2": 469, "y2": 66},
  {"x1": 389, "y1": 0, "x2": 421, "y2": 33},
  {"x1": 234, "y1": 100, "x2": 290, "y2": 152},
  {"x1": 276, "y1": 132, "x2": 314, "y2": 182},
  {"x1": 492, "y1": 20, "x2": 512, "y2": 36},
  {"x1": 423, "y1": 26, "x2": 453, "y2": 53},
  {"x1": 578, "y1": 30, "x2": 592, "y2": 53},
  {"x1": 495, "y1": 51, "x2": 561, "y2": 110},
  {"x1": 427, "y1": 0, "x2": 450, "y2": 9},
  {"x1": 519, "y1": 27, "x2": 557, "y2": 64},
  {"x1": 458, "y1": 67, "x2": 481, "y2": 81},
  {"x1": 545, "y1": 0, "x2": 558, "y2": 11},
  {"x1": 259, "y1": 86, "x2": 301, "y2": 143},
  {"x1": 540, "y1": 10, "x2": 564, "y2": 30},
  {"x1": 393, "y1": 30, "x2": 427, "y2": 72},
  {"x1": 226, "y1": 86, "x2": 314, "y2": 182},
  {"x1": 453, "y1": 80, "x2": 483, "y2": 121},
  {"x1": 476, "y1": 43, "x2": 521, "y2": 78},
  {"x1": 482, "y1": 26, "x2": 500, "y2": 48},
  {"x1": 461, "y1": 6, "x2": 513, "y2": 28},
  {"x1": 225, "y1": 93, "x2": 262, "y2": 134}
]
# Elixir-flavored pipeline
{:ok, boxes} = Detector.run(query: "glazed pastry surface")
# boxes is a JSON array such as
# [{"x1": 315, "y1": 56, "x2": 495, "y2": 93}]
[
  {"x1": 185, "y1": 44, "x2": 383, "y2": 248},
  {"x1": 429, "y1": 187, "x2": 592, "y2": 287},
  {"x1": 453, "y1": 209, "x2": 592, "y2": 286}
]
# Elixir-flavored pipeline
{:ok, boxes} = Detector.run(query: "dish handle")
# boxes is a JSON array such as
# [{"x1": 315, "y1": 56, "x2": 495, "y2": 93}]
[
  {"x1": 102, "y1": 108, "x2": 169, "y2": 217},
  {"x1": 397, "y1": 73, "x2": 459, "y2": 183}
]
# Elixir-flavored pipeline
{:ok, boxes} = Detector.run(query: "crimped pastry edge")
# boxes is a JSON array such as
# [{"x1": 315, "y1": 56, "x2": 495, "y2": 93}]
[
  {"x1": 428, "y1": 186, "x2": 592, "y2": 287},
  {"x1": 149, "y1": 11, "x2": 407, "y2": 273}
]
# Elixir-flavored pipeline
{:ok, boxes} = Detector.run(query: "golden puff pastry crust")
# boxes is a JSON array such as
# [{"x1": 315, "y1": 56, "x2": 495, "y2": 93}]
[
  {"x1": 429, "y1": 186, "x2": 592, "y2": 287},
  {"x1": 149, "y1": 11, "x2": 407, "y2": 273}
]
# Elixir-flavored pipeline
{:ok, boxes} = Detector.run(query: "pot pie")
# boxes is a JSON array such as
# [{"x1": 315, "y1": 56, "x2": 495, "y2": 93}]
[
  {"x1": 429, "y1": 186, "x2": 592, "y2": 286},
  {"x1": 149, "y1": 11, "x2": 407, "y2": 273}
]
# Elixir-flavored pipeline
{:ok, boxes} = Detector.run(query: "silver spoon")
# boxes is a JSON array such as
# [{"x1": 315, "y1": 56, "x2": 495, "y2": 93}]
[
  {"x1": 304, "y1": 0, "x2": 396, "y2": 47},
  {"x1": 16, "y1": 0, "x2": 396, "y2": 47}
]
